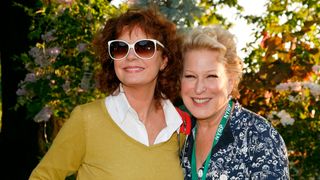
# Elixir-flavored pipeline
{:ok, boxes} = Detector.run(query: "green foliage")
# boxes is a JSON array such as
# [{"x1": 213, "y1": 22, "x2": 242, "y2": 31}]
[
  {"x1": 134, "y1": 0, "x2": 240, "y2": 29},
  {"x1": 134, "y1": 0, "x2": 203, "y2": 28},
  {"x1": 239, "y1": 0, "x2": 320, "y2": 178},
  {"x1": 196, "y1": 0, "x2": 243, "y2": 28},
  {"x1": 15, "y1": 0, "x2": 127, "y2": 137}
]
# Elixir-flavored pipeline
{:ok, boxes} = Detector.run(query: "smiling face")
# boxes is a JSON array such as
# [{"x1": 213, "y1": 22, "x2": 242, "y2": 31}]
[
  {"x1": 114, "y1": 26, "x2": 168, "y2": 89},
  {"x1": 181, "y1": 49, "x2": 233, "y2": 121}
]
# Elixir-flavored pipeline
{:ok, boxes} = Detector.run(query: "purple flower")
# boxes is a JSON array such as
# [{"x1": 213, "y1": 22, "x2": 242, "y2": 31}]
[
  {"x1": 33, "y1": 106, "x2": 53, "y2": 123},
  {"x1": 24, "y1": 73, "x2": 37, "y2": 83},
  {"x1": 16, "y1": 88, "x2": 28, "y2": 96},
  {"x1": 41, "y1": 30, "x2": 57, "y2": 42},
  {"x1": 29, "y1": 47, "x2": 51, "y2": 67},
  {"x1": 80, "y1": 72, "x2": 92, "y2": 91},
  {"x1": 28, "y1": 47, "x2": 42, "y2": 59},
  {"x1": 76, "y1": 43, "x2": 87, "y2": 53},
  {"x1": 63, "y1": 80, "x2": 71, "y2": 92}
]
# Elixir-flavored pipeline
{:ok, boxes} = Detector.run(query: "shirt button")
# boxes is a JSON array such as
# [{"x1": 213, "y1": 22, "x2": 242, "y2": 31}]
[{"x1": 198, "y1": 169, "x2": 203, "y2": 178}]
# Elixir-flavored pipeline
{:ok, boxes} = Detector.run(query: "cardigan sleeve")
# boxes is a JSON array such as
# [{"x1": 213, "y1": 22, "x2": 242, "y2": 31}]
[{"x1": 29, "y1": 106, "x2": 86, "y2": 180}]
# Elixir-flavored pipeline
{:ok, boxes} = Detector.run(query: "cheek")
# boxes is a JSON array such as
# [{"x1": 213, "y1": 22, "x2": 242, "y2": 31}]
[
  {"x1": 202, "y1": 83, "x2": 227, "y2": 98},
  {"x1": 180, "y1": 80, "x2": 193, "y2": 95},
  {"x1": 147, "y1": 62, "x2": 162, "y2": 76},
  {"x1": 113, "y1": 61, "x2": 121, "y2": 68},
  {"x1": 216, "y1": 85, "x2": 230, "y2": 98},
  {"x1": 147, "y1": 58, "x2": 162, "y2": 71},
  {"x1": 152, "y1": 54, "x2": 166, "y2": 70},
  {"x1": 113, "y1": 62, "x2": 122, "y2": 76},
  {"x1": 212, "y1": 84, "x2": 228, "y2": 95},
  {"x1": 214, "y1": 83, "x2": 225, "y2": 91}
]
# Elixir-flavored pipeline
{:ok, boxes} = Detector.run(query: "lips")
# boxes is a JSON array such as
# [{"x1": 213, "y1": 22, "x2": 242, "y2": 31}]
[
  {"x1": 192, "y1": 98, "x2": 210, "y2": 104},
  {"x1": 123, "y1": 66, "x2": 144, "y2": 72}
]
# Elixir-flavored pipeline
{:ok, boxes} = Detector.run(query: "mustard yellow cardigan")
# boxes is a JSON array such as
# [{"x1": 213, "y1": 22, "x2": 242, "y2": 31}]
[{"x1": 29, "y1": 99, "x2": 184, "y2": 180}]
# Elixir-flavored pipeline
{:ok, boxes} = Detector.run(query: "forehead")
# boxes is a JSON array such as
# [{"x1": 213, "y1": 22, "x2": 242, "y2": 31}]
[
  {"x1": 118, "y1": 25, "x2": 151, "y2": 39},
  {"x1": 184, "y1": 49, "x2": 222, "y2": 65}
]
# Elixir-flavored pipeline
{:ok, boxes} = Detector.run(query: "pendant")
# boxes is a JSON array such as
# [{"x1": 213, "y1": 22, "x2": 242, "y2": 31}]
[{"x1": 198, "y1": 169, "x2": 203, "y2": 178}]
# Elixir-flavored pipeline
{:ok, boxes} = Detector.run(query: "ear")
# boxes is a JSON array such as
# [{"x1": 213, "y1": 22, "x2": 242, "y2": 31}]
[{"x1": 160, "y1": 56, "x2": 168, "y2": 71}]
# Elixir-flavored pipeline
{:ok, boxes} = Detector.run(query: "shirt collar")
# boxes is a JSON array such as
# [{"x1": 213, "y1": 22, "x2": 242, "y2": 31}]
[
  {"x1": 162, "y1": 99, "x2": 183, "y2": 133},
  {"x1": 115, "y1": 84, "x2": 134, "y2": 123},
  {"x1": 112, "y1": 84, "x2": 182, "y2": 131}
]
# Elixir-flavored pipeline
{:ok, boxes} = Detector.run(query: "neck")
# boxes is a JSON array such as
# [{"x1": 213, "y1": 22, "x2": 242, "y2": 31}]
[
  {"x1": 123, "y1": 83, "x2": 158, "y2": 123},
  {"x1": 196, "y1": 101, "x2": 229, "y2": 131}
]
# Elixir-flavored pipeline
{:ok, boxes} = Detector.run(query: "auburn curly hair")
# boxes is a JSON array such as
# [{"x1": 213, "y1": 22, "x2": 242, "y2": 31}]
[{"x1": 93, "y1": 7, "x2": 183, "y2": 105}]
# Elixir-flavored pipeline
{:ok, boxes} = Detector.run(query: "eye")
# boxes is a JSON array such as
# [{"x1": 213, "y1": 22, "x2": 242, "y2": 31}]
[
  {"x1": 184, "y1": 74, "x2": 196, "y2": 78},
  {"x1": 207, "y1": 74, "x2": 218, "y2": 78}
]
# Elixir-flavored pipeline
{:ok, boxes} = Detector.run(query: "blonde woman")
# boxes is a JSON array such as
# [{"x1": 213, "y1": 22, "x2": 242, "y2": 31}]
[{"x1": 180, "y1": 25, "x2": 289, "y2": 179}]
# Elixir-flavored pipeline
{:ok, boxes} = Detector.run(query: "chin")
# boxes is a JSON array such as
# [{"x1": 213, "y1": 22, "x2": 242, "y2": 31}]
[
  {"x1": 189, "y1": 110, "x2": 209, "y2": 119},
  {"x1": 193, "y1": 115, "x2": 210, "y2": 121}
]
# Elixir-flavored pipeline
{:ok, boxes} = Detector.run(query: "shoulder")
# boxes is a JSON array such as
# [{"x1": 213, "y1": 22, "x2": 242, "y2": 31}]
[
  {"x1": 232, "y1": 102, "x2": 275, "y2": 134},
  {"x1": 67, "y1": 98, "x2": 108, "y2": 124},
  {"x1": 72, "y1": 98, "x2": 105, "y2": 114},
  {"x1": 230, "y1": 102, "x2": 290, "y2": 178}
]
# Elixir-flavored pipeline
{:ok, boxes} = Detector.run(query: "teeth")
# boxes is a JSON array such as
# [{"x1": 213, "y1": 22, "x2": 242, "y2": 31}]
[
  {"x1": 193, "y1": 98, "x2": 210, "y2": 104},
  {"x1": 125, "y1": 67, "x2": 143, "y2": 71},
  {"x1": 126, "y1": 67, "x2": 142, "y2": 70}
]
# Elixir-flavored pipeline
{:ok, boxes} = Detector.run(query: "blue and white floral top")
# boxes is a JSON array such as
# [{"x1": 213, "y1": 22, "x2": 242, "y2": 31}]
[{"x1": 180, "y1": 101, "x2": 290, "y2": 180}]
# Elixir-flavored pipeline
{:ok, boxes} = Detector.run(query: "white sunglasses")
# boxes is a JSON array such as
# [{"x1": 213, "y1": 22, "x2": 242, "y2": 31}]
[{"x1": 107, "y1": 39, "x2": 165, "y2": 60}]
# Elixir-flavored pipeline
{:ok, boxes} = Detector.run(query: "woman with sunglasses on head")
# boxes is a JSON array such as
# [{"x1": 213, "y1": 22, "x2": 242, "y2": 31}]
[
  {"x1": 179, "y1": 25, "x2": 290, "y2": 180},
  {"x1": 29, "y1": 7, "x2": 186, "y2": 180}
]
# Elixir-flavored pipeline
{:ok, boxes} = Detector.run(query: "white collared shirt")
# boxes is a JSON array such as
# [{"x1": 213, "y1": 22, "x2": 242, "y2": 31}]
[{"x1": 105, "y1": 85, "x2": 182, "y2": 146}]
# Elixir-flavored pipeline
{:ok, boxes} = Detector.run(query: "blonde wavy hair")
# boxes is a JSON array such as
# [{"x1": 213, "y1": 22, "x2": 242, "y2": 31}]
[{"x1": 182, "y1": 25, "x2": 244, "y2": 98}]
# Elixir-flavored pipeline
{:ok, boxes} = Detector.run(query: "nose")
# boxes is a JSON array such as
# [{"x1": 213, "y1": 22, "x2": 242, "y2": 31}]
[
  {"x1": 126, "y1": 47, "x2": 137, "y2": 61},
  {"x1": 195, "y1": 79, "x2": 206, "y2": 94}
]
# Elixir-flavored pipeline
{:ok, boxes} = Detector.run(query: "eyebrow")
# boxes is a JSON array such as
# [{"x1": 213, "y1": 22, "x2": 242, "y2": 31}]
[{"x1": 184, "y1": 69, "x2": 219, "y2": 73}]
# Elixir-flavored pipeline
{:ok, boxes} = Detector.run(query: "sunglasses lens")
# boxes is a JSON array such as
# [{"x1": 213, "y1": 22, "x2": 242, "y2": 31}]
[
  {"x1": 109, "y1": 41, "x2": 128, "y2": 60},
  {"x1": 134, "y1": 40, "x2": 156, "y2": 59}
]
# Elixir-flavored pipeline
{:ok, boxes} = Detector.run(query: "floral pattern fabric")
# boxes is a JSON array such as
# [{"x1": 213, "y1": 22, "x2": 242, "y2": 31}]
[{"x1": 180, "y1": 101, "x2": 290, "y2": 180}]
